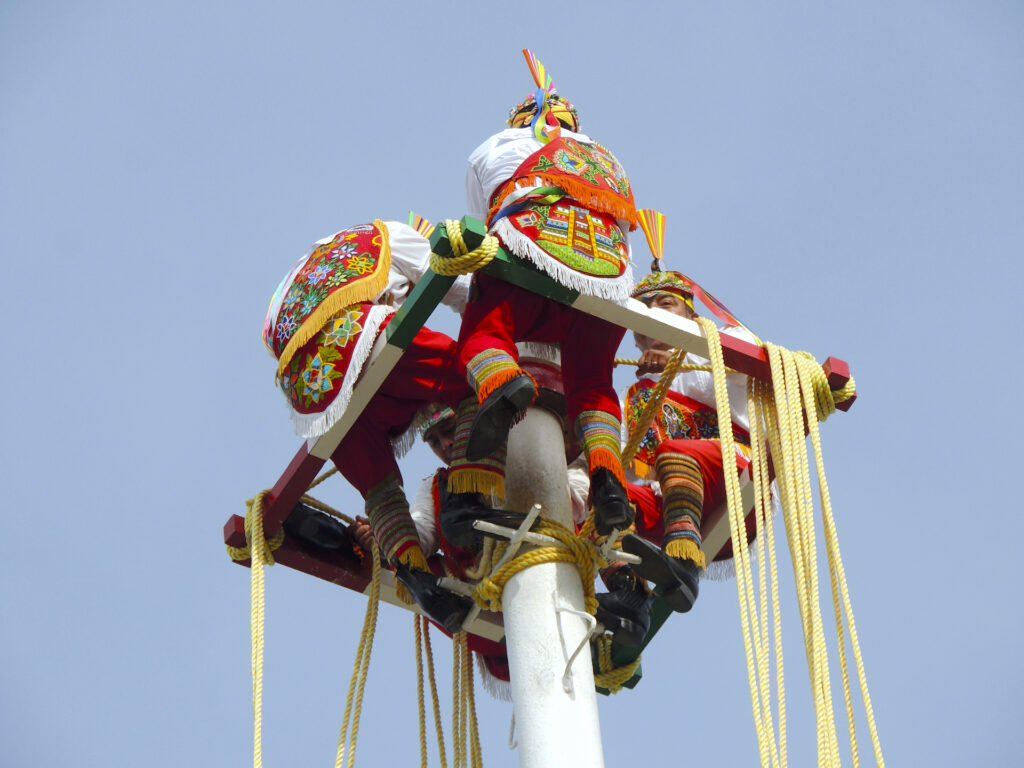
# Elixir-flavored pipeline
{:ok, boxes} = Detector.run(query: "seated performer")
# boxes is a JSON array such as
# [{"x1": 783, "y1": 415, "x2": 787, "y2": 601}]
[
  {"x1": 263, "y1": 218, "x2": 473, "y2": 632},
  {"x1": 442, "y1": 50, "x2": 639, "y2": 541},
  {"x1": 614, "y1": 269, "x2": 759, "y2": 615}
]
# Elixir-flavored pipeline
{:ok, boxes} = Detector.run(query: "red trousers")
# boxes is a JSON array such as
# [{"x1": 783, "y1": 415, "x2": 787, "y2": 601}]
[
  {"x1": 457, "y1": 273, "x2": 625, "y2": 425},
  {"x1": 331, "y1": 325, "x2": 469, "y2": 496},
  {"x1": 626, "y1": 438, "x2": 754, "y2": 561}
]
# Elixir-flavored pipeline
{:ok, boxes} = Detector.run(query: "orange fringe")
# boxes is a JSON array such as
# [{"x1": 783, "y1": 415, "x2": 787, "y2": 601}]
[
  {"x1": 274, "y1": 219, "x2": 391, "y2": 381},
  {"x1": 489, "y1": 175, "x2": 638, "y2": 230},
  {"x1": 476, "y1": 369, "x2": 536, "y2": 410},
  {"x1": 587, "y1": 447, "x2": 626, "y2": 486}
]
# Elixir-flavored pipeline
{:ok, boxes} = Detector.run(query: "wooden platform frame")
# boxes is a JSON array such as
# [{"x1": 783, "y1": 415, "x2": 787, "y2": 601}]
[{"x1": 225, "y1": 219, "x2": 855, "y2": 689}]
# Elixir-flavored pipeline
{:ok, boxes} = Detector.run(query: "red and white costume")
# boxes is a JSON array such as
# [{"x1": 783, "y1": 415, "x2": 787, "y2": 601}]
[{"x1": 623, "y1": 324, "x2": 762, "y2": 569}]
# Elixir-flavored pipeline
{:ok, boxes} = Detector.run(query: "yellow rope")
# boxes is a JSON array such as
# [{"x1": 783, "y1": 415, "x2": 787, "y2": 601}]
[
  {"x1": 414, "y1": 615, "x2": 451, "y2": 768},
  {"x1": 472, "y1": 519, "x2": 598, "y2": 615},
  {"x1": 240, "y1": 492, "x2": 275, "y2": 768},
  {"x1": 696, "y1": 315, "x2": 882, "y2": 767},
  {"x1": 429, "y1": 219, "x2": 500, "y2": 275},
  {"x1": 620, "y1": 347, "x2": 689, "y2": 467},
  {"x1": 333, "y1": 538, "x2": 382, "y2": 768},
  {"x1": 591, "y1": 635, "x2": 642, "y2": 693}
]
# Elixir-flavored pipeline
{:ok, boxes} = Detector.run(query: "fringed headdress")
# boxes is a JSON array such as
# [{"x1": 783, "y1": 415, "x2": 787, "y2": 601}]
[
  {"x1": 407, "y1": 211, "x2": 435, "y2": 239},
  {"x1": 633, "y1": 209, "x2": 758, "y2": 338}
]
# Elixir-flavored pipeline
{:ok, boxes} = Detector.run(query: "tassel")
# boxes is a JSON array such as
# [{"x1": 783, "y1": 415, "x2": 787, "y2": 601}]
[
  {"x1": 394, "y1": 579, "x2": 414, "y2": 606},
  {"x1": 395, "y1": 543, "x2": 430, "y2": 572},
  {"x1": 664, "y1": 537, "x2": 707, "y2": 570},
  {"x1": 587, "y1": 447, "x2": 626, "y2": 486},
  {"x1": 447, "y1": 467, "x2": 506, "y2": 501}
]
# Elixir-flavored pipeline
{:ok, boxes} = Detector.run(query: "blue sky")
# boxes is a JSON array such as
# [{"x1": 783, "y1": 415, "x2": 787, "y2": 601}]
[{"x1": 2, "y1": 1, "x2": 1022, "y2": 765}]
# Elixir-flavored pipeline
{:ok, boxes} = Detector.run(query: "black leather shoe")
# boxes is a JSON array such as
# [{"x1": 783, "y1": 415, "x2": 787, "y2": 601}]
[
  {"x1": 595, "y1": 569, "x2": 653, "y2": 646},
  {"x1": 393, "y1": 562, "x2": 473, "y2": 634},
  {"x1": 621, "y1": 534, "x2": 700, "y2": 613},
  {"x1": 438, "y1": 486, "x2": 532, "y2": 549},
  {"x1": 284, "y1": 503, "x2": 356, "y2": 557},
  {"x1": 466, "y1": 374, "x2": 537, "y2": 461},
  {"x1": 590, "y1": 468, "x2": 633, "y2": 536}
]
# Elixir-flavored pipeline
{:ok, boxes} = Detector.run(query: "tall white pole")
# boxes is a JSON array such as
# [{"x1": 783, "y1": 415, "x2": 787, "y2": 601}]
[{"x1": 501, "y1": 407, "x2": 605, "y2": 768}]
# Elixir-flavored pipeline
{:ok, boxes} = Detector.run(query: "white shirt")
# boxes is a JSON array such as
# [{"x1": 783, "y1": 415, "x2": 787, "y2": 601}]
[
  {"x1": 465, "y1": 127, "x2": 597, "y2": 221},
  {"x1": 633, "y1": 324, "x2": 758, "y2": 433}
]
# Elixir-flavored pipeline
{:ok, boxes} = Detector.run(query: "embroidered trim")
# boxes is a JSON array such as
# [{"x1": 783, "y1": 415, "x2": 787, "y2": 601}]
[{"x1": 270, "y1": 220, "x2": 392, "y2": 380}]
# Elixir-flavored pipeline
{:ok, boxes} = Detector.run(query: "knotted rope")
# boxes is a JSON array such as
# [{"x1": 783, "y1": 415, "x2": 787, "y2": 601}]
[
  {"x1": 429, "y1": 219, "x2": 500, "y2": 275},
  {"x1": 471, "y1": 518, "x2": 598, "y2": 616}
]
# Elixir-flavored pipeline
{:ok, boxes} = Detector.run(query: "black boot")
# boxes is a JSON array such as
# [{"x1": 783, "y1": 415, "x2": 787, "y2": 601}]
[
  {"x1": 621, "y1": 534, "x2": 700, "y2": 613},
  {"x1": 284, "y1": 503, "x2": 356, "y2": 558},
  {"x1": 590, "y1": 468, "x2": 634, "y2": 536},
  {"x1": 595, "y1": 567, "x2": 653, "y2": 647},
  {"x1": 466, "y1": 374, "x2": 537, "y2": 461},
  {"x1": 393, "y1": 562, "x2": 473, "y2": 634},
  {"x1": 438, "y1": 484, "x2": 533, "y2": 549}
]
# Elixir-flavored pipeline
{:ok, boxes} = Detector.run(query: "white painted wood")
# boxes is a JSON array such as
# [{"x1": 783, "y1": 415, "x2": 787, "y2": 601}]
[
  {"x1": 365, "y1": 569, "x2": 506, "y2": 643},
  {"x1": 501, "y1": 407, "x2": 606, "y2": 768},
  {"x1": 573, "y1": 294, "x2": 711, "y2": 358}
]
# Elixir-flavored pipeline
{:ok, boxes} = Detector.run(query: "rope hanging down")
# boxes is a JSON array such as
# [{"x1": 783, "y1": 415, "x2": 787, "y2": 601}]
[{"x1": 696, "y1": 316, "x2": 883, "y2": 768}]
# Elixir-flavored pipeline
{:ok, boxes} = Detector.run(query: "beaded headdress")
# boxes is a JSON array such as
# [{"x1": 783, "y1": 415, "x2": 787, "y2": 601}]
[
  {"x1": 632, "y1": 209, "x2": 755, "y2": 335},
  {"x1": 417, "y1": 404, "x2": 456, "y2": 440},
  {"x1": 505, "y1": 50, "x2": 579, "y2": 142}
]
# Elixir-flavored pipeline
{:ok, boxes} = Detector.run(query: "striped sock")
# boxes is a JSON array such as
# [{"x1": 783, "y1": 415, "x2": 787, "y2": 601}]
[
  {"x1": 365, "y1": 473, "x2": 427, "y2": 569},
  {"x1": 576, "y1": 410, "x2": 626, "y2": 485},
  {"x1": 466, "y1": 348, "x2": 524, "y2": 405},
  {"x1": 446, "y1": 396, "x2": 507, "y2": 500},
  {"x1": 656, "y1": 451, "x2": 706, "y2": 569}
]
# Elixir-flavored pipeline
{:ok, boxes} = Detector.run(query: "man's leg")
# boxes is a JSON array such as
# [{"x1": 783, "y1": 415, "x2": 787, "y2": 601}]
[{"x1": 559, "y1": 309, "x2": 631, "y2": 536}]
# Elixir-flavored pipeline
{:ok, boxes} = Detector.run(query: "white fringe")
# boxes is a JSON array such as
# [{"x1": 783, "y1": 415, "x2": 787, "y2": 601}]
[
  {"x1": 476, "y1": 653, "x2": 512, "y2": 702},
  {"x1": 286, "y1": 305, "x2": 396, "y2": 439},
  {"x1": 391, "y1": 425, "x2": 417, "y2": 459},
  {"x1": 491, "y1": 219, "x2": 634, "y2": 302},
  {"x1": 703, "y1": 524, "x2": 764, "y2": 582},
  {"x1": 516, "y1": 341, "x2": 561, "y2": 362}
]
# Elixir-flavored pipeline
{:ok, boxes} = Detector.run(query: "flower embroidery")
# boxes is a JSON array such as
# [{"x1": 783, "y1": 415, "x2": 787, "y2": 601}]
[
  {"x1": 282, "y1": 286, "x2": 302, "y2": 311},
  {"x1": 344, "y1": 254, "x2": 375, "y2": 275},
  {"x1": 307, "y1": 264, "x2": 331, "y2": 284},
  {"x1": 299, "y1": 349, "x2": 342, "y2": 405},
  {"x1": 330, "y1": 242, "x2": 358, "y2": 259},
  {"x1": 275, "y1": 314, "x2": 298, "y2": 342},
  {"x1": 321, "y1": 309, "x2": 363, "y2": 348}
]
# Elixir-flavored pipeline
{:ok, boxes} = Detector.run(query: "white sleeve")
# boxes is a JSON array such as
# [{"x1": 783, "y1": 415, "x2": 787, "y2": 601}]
[
  {"x1": 409, "y1": 474, "x2": 439, "y2": 555},
  {"x1": 384, "y1": 220, "x2": 471, "y2": 314},
  {"x1": 677, "y1": 324, "x2": 755, "y2": 431}
]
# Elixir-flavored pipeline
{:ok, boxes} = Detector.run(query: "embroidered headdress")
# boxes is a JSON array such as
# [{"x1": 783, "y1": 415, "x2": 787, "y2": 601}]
[
  {"x1": 417, "y1": 404, "x2": 456, "y2": 440},
  {"x1": 506, "y1": 50, "x2": 580, "y2": 141},
  {"x1": 632, "y1": 270, "x2": 697, "y2": 301},
  {"x1": 507, "y1": 92, "x2": 580, "y2": 133},
  {"x1": 632, "y1": 209, "x2": 756, "y2": 336}
]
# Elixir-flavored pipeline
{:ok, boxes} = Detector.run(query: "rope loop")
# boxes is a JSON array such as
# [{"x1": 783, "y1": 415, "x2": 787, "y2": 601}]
[
  {"x1": 471, "y1": 518, "x2": 598, "y2": 615},
  {"x1": 591, "y1": 635, "x2": 642, "y2": 693},
  {"x1": 429, "y1": 219, "x2": 499, "y2": 275},
  {"x1": 226, "y1": 492, "x2": 285, "y2": 563}
]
